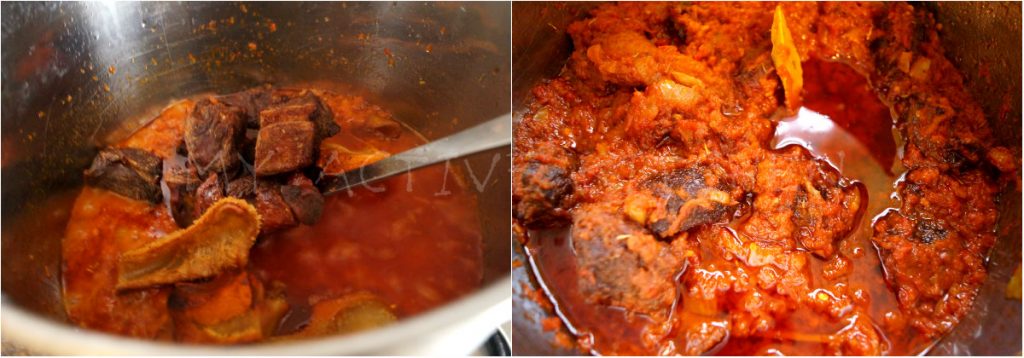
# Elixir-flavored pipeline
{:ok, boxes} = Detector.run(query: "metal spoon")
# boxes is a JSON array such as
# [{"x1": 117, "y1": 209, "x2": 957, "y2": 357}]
[{"x1": 317, "y1": 113, "x2": 512, "y2": 196}]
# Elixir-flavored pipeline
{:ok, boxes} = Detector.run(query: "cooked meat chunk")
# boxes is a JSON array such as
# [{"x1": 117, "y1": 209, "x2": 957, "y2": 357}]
[
  {"x1": 891, "y1": 93, "x2": 987, "y2": 172},
  {"x1": 194, "y1": 173, "x2": 225, "y2": 218},
  {"x1": 259, "y1": 91, "x2": 340, "y2": 140},
  {"x1": 515, "y1": 163, "x2": 572, "y2": 226},
  {"x1": 289, "y1": 292, "x2": 397, "y2": 338},
  {"x1": 169, "y1": 271, "x2": 288, "y2": 343},
  {"x1": 513, "y1": 144, "x2": 576, "y2": 227},
  {"x1": 625, "y1": 78, "x2": 708, "y2": 147},
  {"x1": 216, "y1": 88, "x2": 269, "y2": 127},
  {"x1": 741, "y1": 147, "x2": 863, "y2": 257},
  {"x1": 162, "y1": 154, "x2": 200, "y2": 227},
  {"x1": 254, "y1": 180, "x2": 297, "y2": 234},
  {"x1": 84, "y1": 147, "x2": 163, "y2": 203},
  {"x1": 185, "y1": 99, "x2": 246, "y2": 176},
  {"x1": 117, "y1": 198, "x2": 261, "y2": 290},
  {"x1": 216, "y1": 87, "x2": 299, "y2": 126},
  {"x1": 240, "y1": 128, "x2": 260, "y2": 165},
  {"x1": 281, "y1": 173, "x2": 324, "y2": 225},
  {"x1": 225, "y1": 176, "x2": 256, "y2": 200},
  {"x1": 254, "y1": 121, "x2": 316, "y2": 176},
  {"x1": 572, "y1": 204, "x2": 685, "y2": 320},
  {"x1": 871, "y1": 167, "x2": 997, "y2": 337},
  {"x1": 261, "y1": 88, "x2": 312, "y2": 110},
  {"x1": 220, "y1": 87, "x2": 339, "y2": 139},
  {"x1": 260, "y1": 100, "x2": 312, "y2": 126},
  {"x1": 623, "y1": 166, "x2": 740, "y2": 239},
  {"x1": 285, "y1": 172, "x2": 316, "y2": 187}
]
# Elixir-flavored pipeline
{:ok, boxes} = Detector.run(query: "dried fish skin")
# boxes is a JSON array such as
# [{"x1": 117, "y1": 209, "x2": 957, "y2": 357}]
[{"x1": 117, "y1": 197, "x2": 261, "y2": 290}]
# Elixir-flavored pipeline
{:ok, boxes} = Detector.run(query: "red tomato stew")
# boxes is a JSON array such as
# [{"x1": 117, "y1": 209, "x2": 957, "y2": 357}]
[{"x1": 512, "y1": 2, "x2": 1016, "y2": 355}]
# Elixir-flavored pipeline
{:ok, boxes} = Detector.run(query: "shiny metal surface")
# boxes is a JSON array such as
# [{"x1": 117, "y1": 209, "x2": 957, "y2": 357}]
[
  {"x1": 320, "y1": 113, "x2": 512, "y2": 195},
  {"x1": 2, "y1": 1, "x2": 510, "y2": 355},
  {"x1": 469, "y1": 325, "x2": 512, "y2": 356},
  {"x1": 511, "y1": 2, "x2": 1021, "y2": 356}
]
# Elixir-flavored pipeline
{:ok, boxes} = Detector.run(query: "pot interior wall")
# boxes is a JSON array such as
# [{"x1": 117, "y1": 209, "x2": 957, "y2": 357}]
[
  {"x1": 1, "y1": 1, "x2": 510, "y2": 326},
  {"x1": 510, "y1": 2, "x2": 1021, "y2": 355}
]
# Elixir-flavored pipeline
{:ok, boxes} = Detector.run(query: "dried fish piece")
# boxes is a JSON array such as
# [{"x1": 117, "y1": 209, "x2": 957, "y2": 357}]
[
  {"x1": 117, "y1": 197, "x2": 261, "y2": 290},
  {"x1": 170, "y1": 271, "x2": 288, "y2": 343},
  {"x1": 319, "y1": 142, "x2": 390, "y2": 173},
  {"x1": 290, "y1": 292, "x2": 397, "y2": 337}
]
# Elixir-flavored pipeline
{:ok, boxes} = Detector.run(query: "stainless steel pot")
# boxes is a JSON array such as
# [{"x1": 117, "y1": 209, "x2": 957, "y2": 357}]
[
  {"x1": 511, "y1": 2, "x2": 1021, "y2": 355},
  {"x1": 1, "y1": 1, "x2": 511, "y2": 355}
]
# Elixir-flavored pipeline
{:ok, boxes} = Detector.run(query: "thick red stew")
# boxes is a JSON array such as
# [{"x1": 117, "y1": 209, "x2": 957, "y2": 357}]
[{"x1": 512, "y1": 2, "x2": 1016, "y2": 355}]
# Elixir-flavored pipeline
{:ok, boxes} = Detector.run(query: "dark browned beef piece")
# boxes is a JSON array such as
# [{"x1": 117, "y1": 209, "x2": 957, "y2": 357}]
[
  {"x1": 216, "y1": 89, "x2": 269, "y2": 128},
  {"x1": 515, "y1": 162, "x2": 573, "y2": 226},
  {"x1": 624, "y1": 166, "x2": 739, "y2": 239},
  {"x1": 871, "y1": 167, "x2": 997, "y2": 336},
  {"x1": 194, "y1": 173, "x2": 224, "y2": 217},
  {"x1": 572, "y1": 204, "x2": 683, "y2": 320},
  {"x1": 221, "y1": 88, "x2": 338, "y2": 138},
  {"x1": 513, "y1": 144, "x2": 576, "y2": 227},
  {"x1": 253, "y1": 88, "x2": 305, "y2": 110},
  {"x1": 239, "y1": 128, "x2": 260, "y2": 165},
  {"x1": 225, "y1": 175, "x2": 305, "y2": 233},
  {"x1": 162, "y1": 154, "x2": 201, "y2": 227},
  {"x1": 254, "y1": 180, "x2": 297, "y2": 234},
  {"x1": 254, "y1": 121, "x2": 316, "y2": 176},
  {"x1": 280, "y1": 173, "x2": 324, "y2": 225},
  {"x1": 225, "y1": 176, "x2": 256, "y2": 200},
  {"x1": 216, "y1": 87, "x2": 298, "y2": 127},
  {"x1": 259, "y1": 102, "x2": 311, "y2": 126},
  {"x1": 84, "y1": 147, "x2": 163, "y2": 203},
  {"x1": 186, "y1": 99, "x2": 245, "y2": 176},
  {"x1": 164, "y1": 88, "x2": 338, "y2": 232},
  {"x1": 259, "y1": 92, "x2": 340, "y2": 141}
]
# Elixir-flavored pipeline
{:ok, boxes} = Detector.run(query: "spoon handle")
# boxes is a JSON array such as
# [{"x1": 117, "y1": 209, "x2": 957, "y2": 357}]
[{"x1": 318, "y1": 113, "x2": 512, "y2": 196}]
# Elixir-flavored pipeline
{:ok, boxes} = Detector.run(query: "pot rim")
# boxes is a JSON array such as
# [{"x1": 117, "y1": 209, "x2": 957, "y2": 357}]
[{"x1": 1, "y1": 277, "x2": 511, "y2": 355}]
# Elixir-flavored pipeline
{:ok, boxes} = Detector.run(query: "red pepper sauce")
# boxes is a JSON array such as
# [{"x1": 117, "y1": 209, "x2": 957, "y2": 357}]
[{"x1": 523, "y1": 58, "x2": 931, "y2": 355}]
